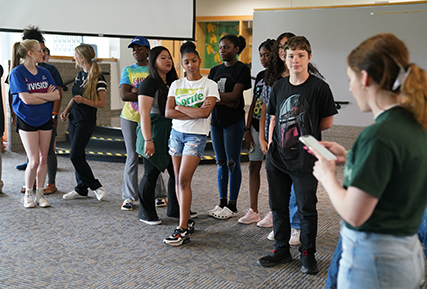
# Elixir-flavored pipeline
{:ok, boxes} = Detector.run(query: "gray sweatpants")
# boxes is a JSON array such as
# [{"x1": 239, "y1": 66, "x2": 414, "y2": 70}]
[{"x1": 121, "y1": 118, "x2": 167, "y2": 201}]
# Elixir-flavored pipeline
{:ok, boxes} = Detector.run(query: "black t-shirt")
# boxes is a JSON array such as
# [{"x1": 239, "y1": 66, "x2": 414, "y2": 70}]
[
  {"x1": 251, "y1": 70, "x2": 266, "y2": 131},
  {"x1": 138, "y1": 75, "x2": 173, "y2": 115},
  {"x1": 267, "y1": 74, "x2": 337, "y2": 173},
  {"x1": 208, "y1": 61, "x2": 251, "y2": 127},
  {"x1": 69, "y1": 71, "x2": 107, "y2": 123},
  {"x1": 40, "y1": 62, "x2": 64, "y2": 87}
]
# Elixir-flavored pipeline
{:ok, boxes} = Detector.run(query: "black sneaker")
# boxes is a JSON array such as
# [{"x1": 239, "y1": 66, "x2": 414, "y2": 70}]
[
  {"x1": 163, "y1": 227, "x2": 191, "y2": 247},
  {"x1": 190, "y1": 211, "x2": 198, "y2": 218},
  {"x1": 300, "y1": 250, "x2": 319, "y2": 274},
  {"x1": 257, "y1": 250, "x2": 293, "y2": 267},
  {"x1": 187, "y1": 219, "x2": 195, "y2": 234}
]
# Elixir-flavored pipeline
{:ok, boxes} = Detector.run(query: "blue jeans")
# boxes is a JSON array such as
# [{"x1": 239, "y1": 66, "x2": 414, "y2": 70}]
[
  {"x1": 338, "y1": 225, "x2": 423, "y2": 289},
  {"x1": 325, "y1": 207, "x2": 427, "y2": 289},
  {"x1": 324, "y1": 235, "x2": 343, "y2": 289},
  {"x1": 418, "y1": 207, "x2": 427, "y2": 258},
  {"x1": 289, "y1": 186, "x2": 300, "y2": 230},
  {"x1": 211, "y1": 118, "x2": 244, "y2": 201},
  {"x1": 324, "y1": 224, "x2": 427, "y2": 289}
]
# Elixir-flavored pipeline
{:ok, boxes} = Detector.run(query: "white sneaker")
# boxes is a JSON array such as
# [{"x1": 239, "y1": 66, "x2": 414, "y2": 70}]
[
  {"x1": 238, "y1": 208, "x2": 261, "y2": 224},
  {"x1": 21, "y1": 191, "x2": 35, "y2": 208},
  {"x1": 139, "y1": 219, "x2": 162, "y2": 225},
  {"x1": 212, "y1": 206, "x2": 238, "y2": 220},
  {"x1": 93, "y1": 187, "x2": 106, "y2": 201},
  {"x1": 63, "y1": 190, "x2": 88, "y2": 200},
  {"x1": 289, "y1": 228, "x2": 301, "y2": 246},
  {"x1": 267, "y1": 230, "x2": 274, "y2": 241},
  {"x1": 257, "y1": 211, "x2": 273, "y2": 228},
  {"x1": 35, "y1": 190, "x2": 50, "y2": 208},
  {"x1": 207, "y1": 205, "x2": 222, "y2": 217}
]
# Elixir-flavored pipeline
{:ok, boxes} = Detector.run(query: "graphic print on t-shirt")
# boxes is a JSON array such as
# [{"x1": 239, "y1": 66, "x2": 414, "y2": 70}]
[
  {"x1": 217, "y1": 78, "x2": 226, "y2": 93},
  {"x1": 27, "y1": 79, "x2": 49, "y2": 92},
  {"x1": 279, "y1": 93, "x2": 312, "y2": 149},
  {"x1": 175, "y1": 88, "x2": 206, "y2": 108}
]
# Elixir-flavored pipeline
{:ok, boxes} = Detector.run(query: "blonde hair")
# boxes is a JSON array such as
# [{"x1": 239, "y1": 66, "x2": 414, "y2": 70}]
[
  {"x1": 348, "y1": 33, "x2": 427, "y2": 130},
  {"x1": 74, "y1": 44, "x2": 101, "y2": 102},
  {"x1": 10, "y1": 39, "x2": 38, "y2": 73}
]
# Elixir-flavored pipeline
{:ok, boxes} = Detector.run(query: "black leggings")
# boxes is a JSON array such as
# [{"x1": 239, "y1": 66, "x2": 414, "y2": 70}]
[
  {"x1": 68, "y1": 121, "x2": 101, "y2": 195},
  {"x1": 138, "y1": 158, "x2": 179, "y2": 221}
]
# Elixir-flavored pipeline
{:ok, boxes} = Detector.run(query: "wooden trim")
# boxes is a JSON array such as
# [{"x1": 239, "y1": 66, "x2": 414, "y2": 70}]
[
  {"x1": 254, "y1": 1, "x2": 427, "y2": 11},
  {"x1": 50, "y1": 55, "x2": 117, "y2": 62},
  {"x1": 196, "y1": 15, "x2": 252, "y2": 22},
  {"x1": 200, "y1": 68, "x2": 211, "y2": 75}
]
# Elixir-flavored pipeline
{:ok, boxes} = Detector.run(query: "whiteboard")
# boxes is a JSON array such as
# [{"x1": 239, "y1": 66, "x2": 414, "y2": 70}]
[
  {"x1": 252, "y1": 2, "x2": 427, "y2": 126},
  {"x1": 0, "y1": 0, "x2": 195, "y2": 40}
]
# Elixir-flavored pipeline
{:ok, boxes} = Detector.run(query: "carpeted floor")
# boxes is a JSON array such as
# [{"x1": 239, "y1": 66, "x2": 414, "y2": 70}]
[{"x1": 0, "y1": 125, "x2": 425, "y2": 288}]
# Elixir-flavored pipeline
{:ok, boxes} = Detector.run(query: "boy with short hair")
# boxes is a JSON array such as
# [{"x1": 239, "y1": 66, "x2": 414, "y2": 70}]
[{"x1": 257, "y1": 36, "x2": 337, "y2": 274}]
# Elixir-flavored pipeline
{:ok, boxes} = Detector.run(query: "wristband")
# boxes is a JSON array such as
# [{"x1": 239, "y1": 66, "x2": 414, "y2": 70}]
[
  {"x1": 244, "y1": 126, "x2": 250, "y2": 132},
  {"x1": 145, "y1": 139, "x2": 153, "y2": 143}
]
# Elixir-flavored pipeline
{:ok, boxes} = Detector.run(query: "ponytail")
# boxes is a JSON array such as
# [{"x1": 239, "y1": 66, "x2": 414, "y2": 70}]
[
  {"x1": 10, "y1": 40, "x2": 38, "y2": 74},
  {"x1": 10, "y1": 42, "x2": 22, "y2": 74},
  {"x1": 308, "y1": 63, "x2": 325, "y2": 80},
  {"x1": 74, "y1": 44, "x2": 101, "y2": 103},
  {"x1": 401, "y1": 64, "x2": 427, "y2": 130},
  {"x1": 84, "y1": 60, "x2": 101, "y2": 103}
]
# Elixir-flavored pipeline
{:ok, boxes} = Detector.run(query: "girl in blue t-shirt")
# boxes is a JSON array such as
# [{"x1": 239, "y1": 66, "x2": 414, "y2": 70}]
[{"x1": 9, "y1": 39, "x2": 60, "y2": 208}]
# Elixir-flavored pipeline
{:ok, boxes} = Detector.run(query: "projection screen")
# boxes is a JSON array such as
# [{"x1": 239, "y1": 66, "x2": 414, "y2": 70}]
[{"x1": 0, "y1": 0, "x2": 195, "y2": 40}]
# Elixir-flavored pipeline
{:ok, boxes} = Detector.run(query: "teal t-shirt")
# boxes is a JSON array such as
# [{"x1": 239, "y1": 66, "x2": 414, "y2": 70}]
[{"x1": 344, "y1": 107, "x2": 427, "y2": 236}]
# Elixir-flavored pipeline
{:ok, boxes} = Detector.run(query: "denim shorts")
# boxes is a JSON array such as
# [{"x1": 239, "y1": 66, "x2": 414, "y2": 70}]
[
  {"x1": 168, "y1": 128, "x2": 207, "y2": 158},
  {"x1": 248, "y1": 126, "x2": 265, "y2": 161}
]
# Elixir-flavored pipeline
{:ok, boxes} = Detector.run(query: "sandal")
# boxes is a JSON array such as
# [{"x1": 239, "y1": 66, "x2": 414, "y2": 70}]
[
  {"x1": 20, "y1": 182, "x2": 37, "y2": 194},
  {"x1": 44, "y1": 184, "x2": 57, "y2": 195},
  {"x1": 212, "y1": 206, "x2": 238, "y2": 220}
]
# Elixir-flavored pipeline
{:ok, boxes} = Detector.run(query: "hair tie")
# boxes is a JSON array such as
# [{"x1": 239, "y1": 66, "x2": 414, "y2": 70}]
[
  {"x1": 91, "y1": 57, "x2": 97, "y2": 63},
  {"x1": 392, "y1": 62, "x2": 411, "y2": 91}
]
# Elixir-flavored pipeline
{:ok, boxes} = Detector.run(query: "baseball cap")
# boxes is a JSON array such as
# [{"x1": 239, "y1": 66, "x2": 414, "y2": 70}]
[{"x1": 128, "y1": 36, "x2": 150, "y2": 49}]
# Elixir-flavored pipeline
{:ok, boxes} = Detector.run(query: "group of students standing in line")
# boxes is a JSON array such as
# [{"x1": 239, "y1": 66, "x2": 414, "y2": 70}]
[
  {"x1": 6, "y1": 24, "x2": 427, "y2": 288},
  {"x1": 118, "y1": 30, "x2": 427, "y2": 289}
]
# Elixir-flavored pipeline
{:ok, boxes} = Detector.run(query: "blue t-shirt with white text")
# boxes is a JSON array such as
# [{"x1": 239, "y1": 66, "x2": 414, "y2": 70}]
[{"x1": 10, "y1": 64, "x2": 56, "y2": 127}]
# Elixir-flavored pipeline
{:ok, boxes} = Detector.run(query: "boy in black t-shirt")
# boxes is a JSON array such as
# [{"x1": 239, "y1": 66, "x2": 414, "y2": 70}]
[{"x1": 257, "y1": 36, "x2": 337, "y2": 274}]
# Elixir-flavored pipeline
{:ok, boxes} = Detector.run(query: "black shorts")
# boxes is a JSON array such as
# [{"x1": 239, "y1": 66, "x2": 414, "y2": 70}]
[{"x1": 16, "y1": 116, "x2": 53, "y2": 133}]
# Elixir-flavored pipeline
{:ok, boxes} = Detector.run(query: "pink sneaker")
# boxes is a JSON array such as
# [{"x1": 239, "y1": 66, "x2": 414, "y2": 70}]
[
  {"x1": 238, "y1": 208, "x2": 261, "y2": 224},
  {"x1": 257, "y1": 211, "x2": 273, "y2": 227}
]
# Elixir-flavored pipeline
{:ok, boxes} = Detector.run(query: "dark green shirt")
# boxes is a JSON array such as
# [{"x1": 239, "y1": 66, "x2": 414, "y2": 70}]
[{"x1": 344, "y1": 107, "x2": 427, "y2": 236}]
